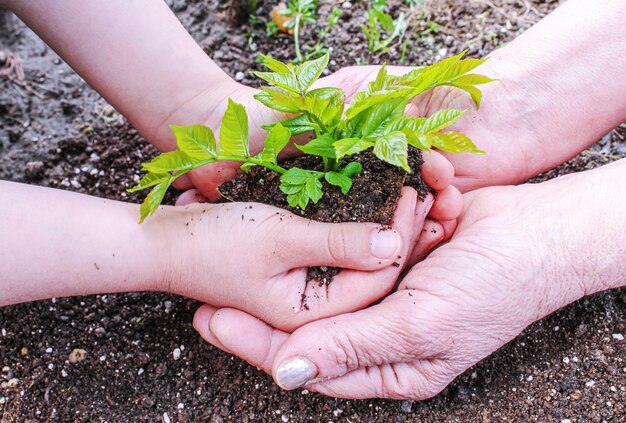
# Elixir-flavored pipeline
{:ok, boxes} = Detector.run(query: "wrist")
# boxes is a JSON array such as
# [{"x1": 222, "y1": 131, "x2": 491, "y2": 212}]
[
  {"x1": 525, "y1": 160, "x2": 626, "y2": 320},
  {"x1": 138, "y1": 71, "x2": 242, "y2": 152}
]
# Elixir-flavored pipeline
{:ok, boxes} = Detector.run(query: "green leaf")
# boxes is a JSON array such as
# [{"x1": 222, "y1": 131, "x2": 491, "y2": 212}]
[
  {"x1": 287, "y1": 189, "x2": 310, "y2": 209},
  {"x1": 349, "y1": 98, "x2": 406, "y2": 138},
  {"x1": 261, "y1": 114, "x2": 316, "y2": 135},
  {"x1": 373, "y1": 131, "x2": 411, "y2": 172},
  {"x1": 333, "y1": 138, "x2": 375, "y2": 159},
  {"x1": 340, "y1": 162, "x2": 363, "y2": 178},
  {"x1": 220, "y1": 99, "x2": 249, "y2": 157},
  {"x1": 425, "y1": 132, "x2": 485, "y2": 154},
  {"x1": 296, "y1": 134, "x2": 336, "y2": 159},
  {"x1": 139, "y1": 179, "x2": 172, "y2": 223},
  {"x1": 383, "y1": 116, "x2": 427, "y2": 134},
  {"x1": 324, "y1": 171, "x2": 352, "y2": 194},
  {"x1": 346, "y1": 89, "x2": 412, "y2": 120},
  {"x1": 170, "y1": 124, "x2": 217, "y2": 161},
  {"x1": 403, "y1": 128, "x2": 431, "y2": 150},
  {"x1": 372, "y1": 9, "x2": 394, "y2": 32},
  {"x1": 280, "y1": 183, "x2": 304, "y2": 195},
  {"x1": 258, "y1": 55, "x2": 293, "y2": 74},
  {"x1": 305, "y1": 177, "x2": 323, "y2": 203},
  {"x1": 451, "y1": 84, "x2": 483, "y2": 107},
  {"x1": 296, "y1": 51, "x2": 330, "y2": 92},
  {"x1": 253, "y1": 71, "x2": 300, "y2": 94},
  {"x1": 416, "y1": 109, "x2": 466, "y2": 134},
  {"x1": 141, "y1": 151, "x2": 196, "y2": 173},
  {"x1": 240, "y1": 162, "x2": 257, "y2": 172},
  {"x1": 452, "y1": 74, "x2": 495, "y2": 86},
  {"x1": 254, "y1": 88, "x2": 306, "y2": 113},
  {"x1": 304, "y1": 88, "x2": 345, "y2": 127},
  {"x1": 280, "y1": 167, "x2": 311, "y2": 185},
  {"x1": 260, "y1": 123, "x2": 291, "y2": 165},
  {"x1": 128, "y1": 172, "x2": 170, "y2": 193}
]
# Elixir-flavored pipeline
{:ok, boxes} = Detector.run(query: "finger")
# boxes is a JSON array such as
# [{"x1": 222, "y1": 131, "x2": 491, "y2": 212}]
[
  {"x1": 175, "y1": 189, "x2": 209, "y2": 206},
  {"x1": 273, "y1": 198, "x2": 412, "y2": 271},
  {"x1": 270, "y1": 291, "x2": 442, "y2": 391},
  {"x1": 285, "y1": 190, "x2": 432, "y2": 328},
  {"x1": 208, "y1": 308, "x2": 289, "y2": 373},
  {"x1": 420, "y1": 150, "x2": 455, "y2": 191},
  {"x1": 439, "y1": 219, "x2": 458, "y2": 241},
  {"x1": 172, "y1": 174, "x2": 193, "y2": 190},
  {"x1": 188, "y1": 163, "x2": 241, "y2": 202},
  {"x1": 407, "y1": 219, "x2": 445, "y2": 267},
  {"x1": 193, "y1": 304, "x2": 230, "y2": 352},
  {"x1": 428, "y1": 185, "x2": 463, "y2": 221},
  {"x1": 306, "y1": 358, "x2": 453, "y2": 400}
]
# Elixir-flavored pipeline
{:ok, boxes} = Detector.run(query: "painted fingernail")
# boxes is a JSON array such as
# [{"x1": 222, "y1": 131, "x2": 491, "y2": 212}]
[
  {"x1": 275, "y1": 357, "x2": 318, "y2": 390},
  {"x1": 370, "y1": 229, "x2": 401, "y2": 259}
]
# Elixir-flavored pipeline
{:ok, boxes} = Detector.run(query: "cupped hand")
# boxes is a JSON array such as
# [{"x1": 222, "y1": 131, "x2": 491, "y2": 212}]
[
  {"x1": 192, "y1": 172, "x2": 597, "y2": 398},
  {"x1": 165, "y1": 186, "x2": 439, "y2": 332}
]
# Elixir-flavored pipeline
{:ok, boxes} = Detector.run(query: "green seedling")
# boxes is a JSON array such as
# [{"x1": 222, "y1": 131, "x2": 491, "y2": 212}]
[
  {"x1": 362, "y1": 0, "x2": 408, "y2": 54},
  {"x1": 131, "y1": 51, "x2": 493, "y2": 222},
  {"x1": 280, "y1": 0, "x2": 318, "y2": 63}
]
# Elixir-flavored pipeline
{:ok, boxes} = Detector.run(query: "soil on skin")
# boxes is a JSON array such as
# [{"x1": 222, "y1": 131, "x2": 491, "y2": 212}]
[
  {"x1": 219, "y1": 149, "x2": 427, "y2": 287},
  {"x1": 1, "y1": 1, "x2": 626, "y2": 422}
]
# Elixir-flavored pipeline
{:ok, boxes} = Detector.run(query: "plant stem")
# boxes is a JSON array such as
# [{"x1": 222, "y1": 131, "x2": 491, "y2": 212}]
[
  {"x1": 185, "y1": 155, "x2": 288, "y2": 175},
  {"x1": 294, "y1": 13, "x2": 303, "y2": 63}
]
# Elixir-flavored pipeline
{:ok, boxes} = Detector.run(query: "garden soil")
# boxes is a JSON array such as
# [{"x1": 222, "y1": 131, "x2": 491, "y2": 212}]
[{"x1": 1, "y1": 1, "x2": 625, "y2": 421}]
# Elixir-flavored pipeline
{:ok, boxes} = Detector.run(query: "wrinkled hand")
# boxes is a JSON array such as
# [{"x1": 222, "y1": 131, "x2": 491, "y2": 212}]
[{"x1": 192, "y1": 174, "x2": 598, "y2": 398}]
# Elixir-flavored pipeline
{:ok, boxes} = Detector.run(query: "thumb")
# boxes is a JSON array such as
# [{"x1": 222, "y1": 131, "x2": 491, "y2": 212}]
[
  {"x1": 275, "y1": 187, "x2": 422, "y2": 271},
  {"x1": 270, "y1": 290, "x2": 439, "y2": 391}
]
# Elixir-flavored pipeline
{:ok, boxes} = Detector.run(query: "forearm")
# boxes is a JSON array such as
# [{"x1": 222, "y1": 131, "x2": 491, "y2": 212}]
[
  {"x1": 532, "y1": 158, "x2": 626, "y2": 318},
  {"x1": 0, "y1": 181, "x2": 173, "y2": 305},
  {"x1": 3, "y1": 0, "x2": 237, "y2": 151}
]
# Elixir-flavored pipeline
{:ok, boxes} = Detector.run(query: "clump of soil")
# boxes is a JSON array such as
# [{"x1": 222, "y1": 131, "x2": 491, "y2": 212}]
[
  {"x1": 219, "y1": 149, "x2": 429, "y2": 224},
  {"x1": 219, "y1": 148, "x2": 430, "y2": 285}
]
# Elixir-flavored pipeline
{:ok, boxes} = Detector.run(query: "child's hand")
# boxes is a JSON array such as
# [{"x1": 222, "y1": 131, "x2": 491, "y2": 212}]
[{"x1": 159, "y1": 187, "x2": 435, "y2": 332}]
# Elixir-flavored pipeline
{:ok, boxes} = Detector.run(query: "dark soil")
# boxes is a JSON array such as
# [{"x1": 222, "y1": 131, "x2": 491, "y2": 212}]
[
  {"x1": 219, "y1": 149, "x2": 428, "y2": 225},
  {"x1": 1, "y1": 1, "x2": 625, "y2": 422}
]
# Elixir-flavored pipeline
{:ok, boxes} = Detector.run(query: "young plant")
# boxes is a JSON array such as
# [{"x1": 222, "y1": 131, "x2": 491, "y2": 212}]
[
  {"x1": 278, "y1": 0, "x2": 318, "y2": 63},
  {"x1": 361, "y1": 0, "x2": 408, "y2": 54},
  {"x1": 131, "y1": 51, "x2": 493, "y2": 222}
]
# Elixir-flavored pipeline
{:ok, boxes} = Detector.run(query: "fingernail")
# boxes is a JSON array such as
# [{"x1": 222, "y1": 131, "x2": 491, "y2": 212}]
[
  {"x1": 275, "y1": 357, "x2": 318, "y2": 390},
  {"x1": 370, "y1": 229, "x2": 401, "y2": 259}
]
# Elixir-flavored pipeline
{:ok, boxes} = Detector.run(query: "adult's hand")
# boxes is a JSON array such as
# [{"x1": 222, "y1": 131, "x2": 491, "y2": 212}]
[{"x1": 193, "y1": 158, "x2": 626, "y2": 399}]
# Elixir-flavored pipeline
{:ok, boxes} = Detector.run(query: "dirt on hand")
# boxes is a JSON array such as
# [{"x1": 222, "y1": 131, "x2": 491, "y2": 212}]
[{"x1": 1, "y1": 1, "x2": 625, "y2": 421}]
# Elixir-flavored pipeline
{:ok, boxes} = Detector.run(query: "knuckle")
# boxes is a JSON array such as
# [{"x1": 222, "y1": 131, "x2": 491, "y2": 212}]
[
  {"x1": 327, "y1": 225, "x2": 354, "y2": 264},
  {"x1": 328, "y1": 331, "x2": 362, "y2": 374}
]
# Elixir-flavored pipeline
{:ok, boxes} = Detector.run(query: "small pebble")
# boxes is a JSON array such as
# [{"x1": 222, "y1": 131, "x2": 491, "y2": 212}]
[
  {"x1": 163, "y1": 412, "x2": 171, "y2": 423},
  {"x1": 342, "y1": 1, "x2": 352, "y2": 8},
  {"x1": 48, "y1": 363, "x2": 54, "y2": 370},
  {"x1": 562, "y1": 357, "x2": 570, "y2": 364},
  {"x1": 1, "y1": 329, "x2": 6, "y2": 337},
  {"x1": 68, "y1": 349, "x2": 87, "y2": 364},
  {"x1": 99, "y1": 355, "x2": 106, "y2": 362},
  {"x1": 235, "y1": 71, "x2": 245, "y2": 81},
  {"x1": 561, "y1": 420, "x2": 572, "y2": 423},
  {"x1": 45, "y1": 347, "x2": 53, "y2": 353},
  {"x1": 612, "y1": 333, "x2": 624, "y2": 341},
  {"x1": 585, "y1": 380, "x2": 596, "y2": 388},
  {"x1": 164, "y1": 301, "x2": 172, "y2": 312},
  {"x1": 61, "y1": 369, "x2": 68, "y2": 378},
  {"x1": 177, "y1": 403, "x2": 184, "y2": 410},
  {"x1": 7, "y1": 379, "x2": 18, "y2": 388},
  {"x1": 70, "y1": 179, "x2": 81, "y2": 189},
  {"x1": 281, "y1": 415, "x2": 289, "y2": 422},
  {"x1": 173, "y1": 348, "x2": 182, "y2": 360},
  {"x1": 138, "y1": 368, "x2": 144, "y2": 375}
]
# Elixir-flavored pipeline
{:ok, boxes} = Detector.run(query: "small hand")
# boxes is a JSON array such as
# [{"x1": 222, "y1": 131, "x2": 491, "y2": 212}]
[{"x1": 165, "y1": 186, "x2": 437, "y2": 333}]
